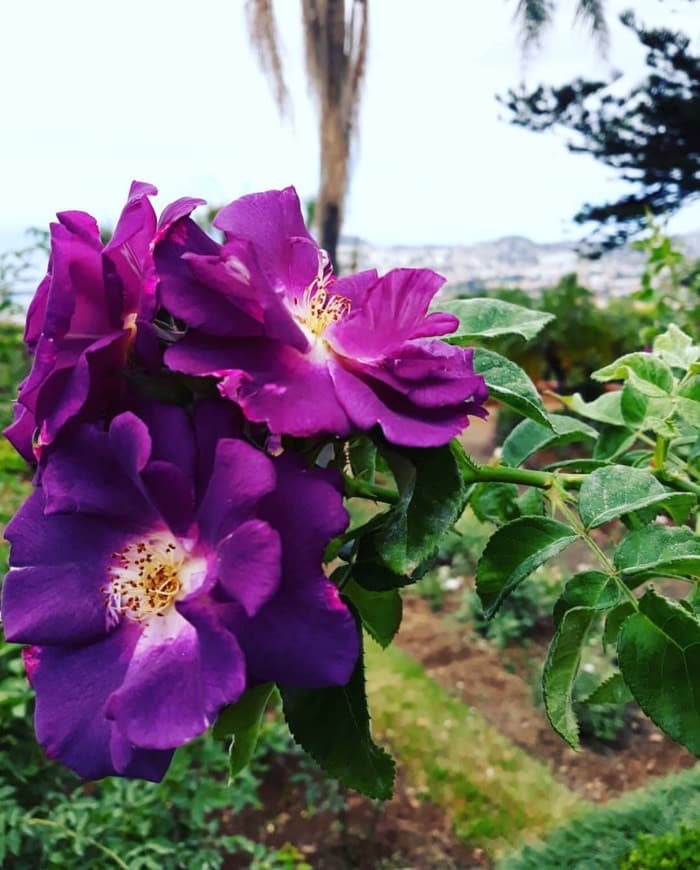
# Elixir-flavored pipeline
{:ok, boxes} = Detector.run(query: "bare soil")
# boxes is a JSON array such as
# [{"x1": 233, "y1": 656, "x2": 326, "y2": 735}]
[
  {"x1": 224, "y1": 762, "x2": 485, "y2": 869},
  {"x1": 397, "y1": 597, "x2": 696, "y2": 802}
]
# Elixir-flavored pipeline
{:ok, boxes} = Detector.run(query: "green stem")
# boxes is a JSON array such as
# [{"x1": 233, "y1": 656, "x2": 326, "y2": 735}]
[
  {"x1": 656, "y1": 470, "x2": 700, "y2": 498},
  {"x1": 343, "y1": 474, "x2": 399, "y2": 504},
  {"x1": 653, "y1": 435, "x2": 670, "y2": 471},
  {"x1": 550, "y1": 485, "x2": 639, "y2": 611},
  {"x1": 343, "y1": 463, "x2": 588, "y2": 504},
  {"x1": 22, "y1": 818, "x2": 129, "y2": 869},
  {"x1": 461, "y1": 464, "x2": 585, "y2": 489}
]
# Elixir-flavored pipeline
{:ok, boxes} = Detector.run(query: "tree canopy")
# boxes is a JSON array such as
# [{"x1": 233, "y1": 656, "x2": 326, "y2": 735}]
[{"x1": 501, "y1": 12, "x2": 700, "y2": 252}]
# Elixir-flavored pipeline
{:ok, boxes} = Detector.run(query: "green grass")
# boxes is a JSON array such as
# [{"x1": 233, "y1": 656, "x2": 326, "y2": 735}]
[
  {"x1": 366, "y1": 641, "x2": 581, "y2": 854},
  {"x1": 500, "y1": 767, "x2": 700, "y2": 870},
  {"x1": 0, "y1": 439, "x2": 31, "y2": 577}
]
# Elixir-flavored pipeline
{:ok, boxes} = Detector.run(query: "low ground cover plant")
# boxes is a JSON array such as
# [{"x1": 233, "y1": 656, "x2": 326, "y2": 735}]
[{"x1": 502, "y1": 767, "x2": 700, "y2": 870}]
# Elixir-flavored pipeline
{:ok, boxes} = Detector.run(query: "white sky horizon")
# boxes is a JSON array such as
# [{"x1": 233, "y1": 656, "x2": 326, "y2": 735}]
[{"x1": 1, "y1": 0, "x2": 699, "y2": 249}]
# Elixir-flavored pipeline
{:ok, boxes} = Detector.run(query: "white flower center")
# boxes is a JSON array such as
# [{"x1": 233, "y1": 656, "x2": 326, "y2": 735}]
[
  {"x1": 290, "y1": 250, "x2": 351, "y2": 343},
  {"x1": 103, "y1": 532, "x2": 205, "y2": 628}
]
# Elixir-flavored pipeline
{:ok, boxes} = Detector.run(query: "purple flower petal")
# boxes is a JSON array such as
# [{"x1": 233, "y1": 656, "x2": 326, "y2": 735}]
[
  {"x1": 343, "y1": 342, "x2": 487, "y2": 409},
  {"x1": 329, "y1": 358, "x2": 485, "y2": 447},
  {"x1": 216, "y1": 519, "x2": 281, "y2": 616},
  {"x1": 2, "y1": 490, "x2": 148, "y2": 645},
  {"x1": 234, "y1": 456, "x2": 358, "y2": 687},
  {"x1": 28, "y1": 625, "x2": 174, "y2": 781},
  {"x1": 4, "y1": 488, "x2": 140, "y2": 569},
  {"x1": 214, "y1": 187, "x2": 316, "y2": 293},
  {"x1": 3, "y1": 403, "x2": 36, "y2": 464},
  {"x1": 104, "y1": 181, "x2": 158, "y2": 317},
  {"x1": 41, "y1": 416, "x2": 155, "y2": 521},
  {"x1": 167, "y1": 336, "x2": 353, "y2": 439},
  {"x1": 233, "y1": 579, "x2": 359, "y2": 688},
  {"x1": 3, "y1": 564, "x2": 112, "y2": 646},
  {"x1": 106, "y1": 601, "x2": 245, "y2": 750},
  {"x1": 15, "y1": 182, "x2": 160, "y2": 453},
  {"x1": 328, "y1": 268, "x2": 447, "y2": 359},
  {"x1": 196, "y1": 438, "x2": 276, "y2": 544}
]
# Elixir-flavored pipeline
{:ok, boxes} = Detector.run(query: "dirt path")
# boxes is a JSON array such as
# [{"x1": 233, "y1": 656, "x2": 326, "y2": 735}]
[{"x1": 396, "y1": 597, "x2": 696, "y2": 802}]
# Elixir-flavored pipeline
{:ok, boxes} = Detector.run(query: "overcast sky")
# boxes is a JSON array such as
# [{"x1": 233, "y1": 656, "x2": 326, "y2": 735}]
[{"x1": 1, "y1": 0, "x2": 698, "y2": 247}]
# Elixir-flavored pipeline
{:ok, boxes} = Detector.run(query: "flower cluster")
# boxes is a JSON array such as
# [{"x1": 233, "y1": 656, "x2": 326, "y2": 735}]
[{"x1": 2, "y1": 182, "x2": 487, "y2": 781}]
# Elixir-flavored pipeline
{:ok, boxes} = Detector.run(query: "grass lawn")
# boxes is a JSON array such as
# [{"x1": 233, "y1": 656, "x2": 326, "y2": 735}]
[{"x1": 366, "y1": 640, "x2": 582, "y2": 855}]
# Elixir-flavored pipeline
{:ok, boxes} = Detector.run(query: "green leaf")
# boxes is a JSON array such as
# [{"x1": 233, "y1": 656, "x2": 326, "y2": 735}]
[
  {"x1": 470, "y1": 482, "x2": 520, "y2": 525},
  {"x1": 593, "y1": 425, "x2": 638, "y2": 461},
  {"x1": 604, "y1": 601, "x2": 636, "y2": 649},
  {"x1": 349, "y1": 436, "x2": 377, "y2": 482},
  {"x1": 473, "y1": 348, "x2": 551, "y2": 428},
  {"x1": 618, "y1": 589, "x2": 700, "y2": 756},
  {"x1": 502, "y1": 414, "x2": 597, "y2": 467},
  {"x1": 543, "y1": 606, "x2": 596, "y2": 749},
  {"x1": 677, "y1": 376, "x2": 700, "y2": 427},
  {"x1": 555, "y1": 391, "x2": 626, "y2": 426},
  {"x1": 516, "y1": 487, "x2": 545, "y2": 517},
  {"x1": 593, "y1": 353, "x2": 675, "y2": 397},
  {"x1": 578, "y1": 465, "x2": 695, "y2": 530},
  {"x1": 553, "y1": 571, "x2": 619, "y2": 626},
  {"x1": 614, "y1": 526, "x2": 700, "y2": 580},
  {"x1": 355, "y1": 443, "x2": 464, "y2": 579},
  {"x1": 476, "y1": 517, "x2": 578, "y2": 617},
  {"x1": 621, "y1": 382, "x2": 649, "y2": 426},
  {"x1": 437, "y1": 298, "x2": 554, "y2": 342},
  {"x1": 281, "y1": 645, "x2": 395, "y2": 799},
  {"x1": 342, "y1": 580, "x2": 402, "y2": 648},
  {"x1": 581, "y1": 672, "x2": 633, "y2": 706},
  {"x1": 212, "y1": 683, "x2": 275, "y2": 778},
  {"x1": 351, "y1": 559, "x2": 412, "y2": 592},
  {"x1": 653, "y1": 325, "x2": 699, "y2": 371},
  {"x1": 620, "y1": 383, "x2": 675, "y2": 434}
]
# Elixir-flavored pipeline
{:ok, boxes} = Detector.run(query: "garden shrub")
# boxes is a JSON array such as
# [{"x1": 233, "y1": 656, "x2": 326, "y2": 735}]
[
  {"x1": 621, "y1": 824, "x2": 700, "y2": 870},
  {"x1": 501, "y1": 768, "x2": 700, "y2": 870}
]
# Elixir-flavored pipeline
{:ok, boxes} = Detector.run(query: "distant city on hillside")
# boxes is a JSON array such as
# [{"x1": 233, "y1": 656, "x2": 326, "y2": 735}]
[
  {"x1": 338, "y1": 231, "x2": 700, "y2": 301},
  {"x1": 3, "y1": 228, "x2": 700, "y2": 310}
]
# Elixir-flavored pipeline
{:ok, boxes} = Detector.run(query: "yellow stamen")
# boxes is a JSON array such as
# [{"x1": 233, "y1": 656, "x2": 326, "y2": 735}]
[
  {"x1": 103, "y1": 535, "x2": 184, "y2": 627},
  {"x1": 293, "y1": 251, "x2": 352, "y2": 340}
]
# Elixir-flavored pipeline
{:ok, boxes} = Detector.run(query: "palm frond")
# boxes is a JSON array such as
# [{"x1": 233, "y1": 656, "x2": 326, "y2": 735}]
[
  {"x1": 346, "y1": 0, "x2": 369, "y2": 132},
  {"x1": 514, "y1": 0, "x2": 555, "y2": 48},
  {"x1": 245, "y1": 0, "x2": 291, "y2": 116},
  {"x1": 575, "y1": 0, "x2": 610, "y2": 53}
]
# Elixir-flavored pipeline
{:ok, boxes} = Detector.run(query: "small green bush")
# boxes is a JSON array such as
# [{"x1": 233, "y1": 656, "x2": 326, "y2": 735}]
[
  {"x1": 622, "y1": 825, "x2": 700, "y2": 870},
  {"x1": 0, "y1": 635, "x2": 318, "y2": 869},
  {"x1": 460, "y1": 567, "x2": 562, "y2": 648},
  {"x1": 0, "y1": 322, "x2": 29, "y2": 430},
  {"x1": 501, "y1": 768, "x2": 700, "y2": 870}
]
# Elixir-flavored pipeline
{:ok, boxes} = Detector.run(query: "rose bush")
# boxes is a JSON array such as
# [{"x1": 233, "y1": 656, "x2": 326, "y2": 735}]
[{"x1": 2, "y1": 182, "x2": 698, "y2": 798}]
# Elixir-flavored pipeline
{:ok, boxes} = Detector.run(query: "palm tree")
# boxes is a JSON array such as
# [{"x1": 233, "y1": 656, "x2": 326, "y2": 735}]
[
  {"x1": 245, "y1": 1, "x2": 607, "y2": 268},
  {"x1": 246, "y1": 0, "x2": 368, "y2": 270},
  {"x1": 515, "y1": 0, "x2": 608, "y2": 49}
]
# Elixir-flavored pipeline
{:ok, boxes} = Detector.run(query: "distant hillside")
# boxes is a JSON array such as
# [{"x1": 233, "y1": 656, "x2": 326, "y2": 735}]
[{"x1": 338, "y1": 232, "x2": 700, "y2": 300}]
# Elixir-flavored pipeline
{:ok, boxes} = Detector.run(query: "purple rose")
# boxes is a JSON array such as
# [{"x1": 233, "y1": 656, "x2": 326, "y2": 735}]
[
  {"x1": 2, "y1": 403, "x2": 358, "y2": 780},
  {"x1": 5, "y1": 182, "x2": 163, "y2": 462},
  {"x1": 155, "y1": 187, "x2": 488, "y2": 447}
]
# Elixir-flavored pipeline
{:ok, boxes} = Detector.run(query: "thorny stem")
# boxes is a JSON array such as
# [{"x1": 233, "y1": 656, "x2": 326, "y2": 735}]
[
  {"x1": 460, "y1": 464, "x2": 585, "y2": 489},
  {"x1": 343, "y1": 464, "x2": 585, "y2": 504},
  {"x1": 548, "y1": 483, "x2": 639, "y2": 611},
  {"x1": 342, "y1": 474, "x2": 399, "y2": 504},
  {"x1": 22, "y1": 818, "x2": 129, "y2": 869}
]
